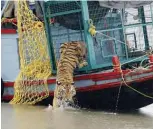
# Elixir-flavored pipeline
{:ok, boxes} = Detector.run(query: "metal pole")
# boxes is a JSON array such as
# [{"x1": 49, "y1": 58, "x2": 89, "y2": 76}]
[
  {"x1": 1, "y1": 0, "x2": 9, "y2": 18},
  {"x1": 138, "y1": 6, "x2": 150, "y2": 50},
  {"x1": 121, "y1": 8, "x2": 129, "y2": 60},
  {"x1": 81, "y1": 0, "x2": 96, "y2": 69},
  {"x1": 43, "y1": 2, "x2": 57, "y2": 73},
  {"x1": 150, "y1": 3, "x2": 153, "y2": 27},
  {"x1": 133, "y1": 33, "x2": 137, "y2": 49}
]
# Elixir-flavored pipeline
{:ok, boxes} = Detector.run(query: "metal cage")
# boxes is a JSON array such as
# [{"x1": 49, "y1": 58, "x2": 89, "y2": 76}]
[{"x1": 43, "y1": 1, "x2": 153, "y2": 73}]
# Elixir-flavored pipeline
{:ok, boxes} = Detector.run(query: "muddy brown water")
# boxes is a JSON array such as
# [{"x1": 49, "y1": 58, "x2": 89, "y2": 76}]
[{"x1": 1, "y1": 103, "x2": 153, "y2": 129}]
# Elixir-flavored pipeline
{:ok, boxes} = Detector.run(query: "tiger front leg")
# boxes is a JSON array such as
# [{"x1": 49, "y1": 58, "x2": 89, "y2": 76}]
[{"x1": 52, "y1": 87, "x2": 62, "y2": 109}]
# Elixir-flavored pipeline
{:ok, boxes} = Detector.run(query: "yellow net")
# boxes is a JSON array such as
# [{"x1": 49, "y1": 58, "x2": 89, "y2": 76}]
[{"x1": 10, "y1": 0, "x2": 51, "y2": 104}]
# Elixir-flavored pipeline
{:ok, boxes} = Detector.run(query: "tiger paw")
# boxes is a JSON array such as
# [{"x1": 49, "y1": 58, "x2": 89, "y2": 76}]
[
  {"x1": 83, "y1": 61, "x2": 88, "y2": 66},
  {"x1": 79, "y1": 61, "x2": 88, "y2": 68}
]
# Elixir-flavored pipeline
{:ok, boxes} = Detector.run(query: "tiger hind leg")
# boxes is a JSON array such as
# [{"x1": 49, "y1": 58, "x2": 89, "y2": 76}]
[{"x1": 53, "y1": 97, "x2": 60, "y2": 109}]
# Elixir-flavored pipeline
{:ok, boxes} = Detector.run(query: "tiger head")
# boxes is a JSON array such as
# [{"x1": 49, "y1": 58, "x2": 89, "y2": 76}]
[{"x1": 54, "y1": 81, "x2": 76, "y2": 107}]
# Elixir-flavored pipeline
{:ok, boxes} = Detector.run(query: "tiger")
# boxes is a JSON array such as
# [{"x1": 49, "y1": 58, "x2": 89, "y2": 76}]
[{"x1": 53, "y1": 41, "x2": 88, "y2": 109}]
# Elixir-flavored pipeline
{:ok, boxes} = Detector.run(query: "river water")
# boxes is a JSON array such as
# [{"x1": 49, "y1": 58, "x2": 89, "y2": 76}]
[{"x1": 1, "y1": 103, "x2": 153, "y2": 129}]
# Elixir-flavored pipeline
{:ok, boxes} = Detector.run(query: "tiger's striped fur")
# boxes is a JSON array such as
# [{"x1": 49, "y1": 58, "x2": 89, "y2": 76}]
[{"x1": 53, "y1": 41, "x2": 88, "y2": 108}]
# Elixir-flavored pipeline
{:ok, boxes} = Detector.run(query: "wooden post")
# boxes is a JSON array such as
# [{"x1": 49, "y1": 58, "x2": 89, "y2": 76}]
[
  {"x1": 149, "y1": 54, "x2": 153, "y2": 69},
  {"x1": 112, "y1": 56, "x2": 121, "y2": 72}
]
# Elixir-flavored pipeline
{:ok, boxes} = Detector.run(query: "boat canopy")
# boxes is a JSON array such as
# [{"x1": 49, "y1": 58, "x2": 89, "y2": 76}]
[{"x1": 99, "y1": 1, "x2": 153, "y2": 9}]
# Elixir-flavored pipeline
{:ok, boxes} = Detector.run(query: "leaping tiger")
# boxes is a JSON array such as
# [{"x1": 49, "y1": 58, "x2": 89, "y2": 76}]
[{"x1": 53, "y1": 41, "x2": 88, "y2": 109}]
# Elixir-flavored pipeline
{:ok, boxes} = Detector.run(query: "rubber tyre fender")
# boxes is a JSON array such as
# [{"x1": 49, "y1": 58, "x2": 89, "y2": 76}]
[{"x1": 1, "y1": 78, "x2": 4, "y2": 97}]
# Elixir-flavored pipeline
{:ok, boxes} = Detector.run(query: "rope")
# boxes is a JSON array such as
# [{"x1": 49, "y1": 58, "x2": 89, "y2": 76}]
[
  {"x1": 115, "y1": 60, "x2": 153, "y2": 99},
  {"x1": 1, "y1": 18, "x2": 17, "y2": 26},
  {"x1": 121, "y1": 55, "x2": 147, "y2": 66},
  {"x1": 95, "y1": 31, "x2": 153, "y2": 66},
  {"x1": 96, "y1": 31, "x2": 129, "y2": 47},
  {"x1": 120, "y1": 68, "x2": 153, "y2": 99},
  {"x1": 88, "y1": 20, "x2": 153, "y2": 99}
]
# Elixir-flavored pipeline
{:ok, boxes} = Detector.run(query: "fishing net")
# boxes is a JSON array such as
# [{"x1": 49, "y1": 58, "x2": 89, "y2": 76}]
[{"x1": 10, "y1": 0, "x2": 51, "y2": 104}]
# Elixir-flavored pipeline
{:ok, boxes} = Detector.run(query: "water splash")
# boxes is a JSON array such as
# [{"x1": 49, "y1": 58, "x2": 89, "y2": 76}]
[
  {"x1": 44, "y1": 104, "x2": 53, "y2": 111},
  {"x1": 45, "y1": 102, "x2": 79, "y2": 112}
]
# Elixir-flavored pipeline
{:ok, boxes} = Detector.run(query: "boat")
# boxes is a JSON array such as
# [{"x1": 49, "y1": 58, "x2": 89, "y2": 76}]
[{"x1": 1, "y1": 1, "x2": 153, "y2": 111}]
